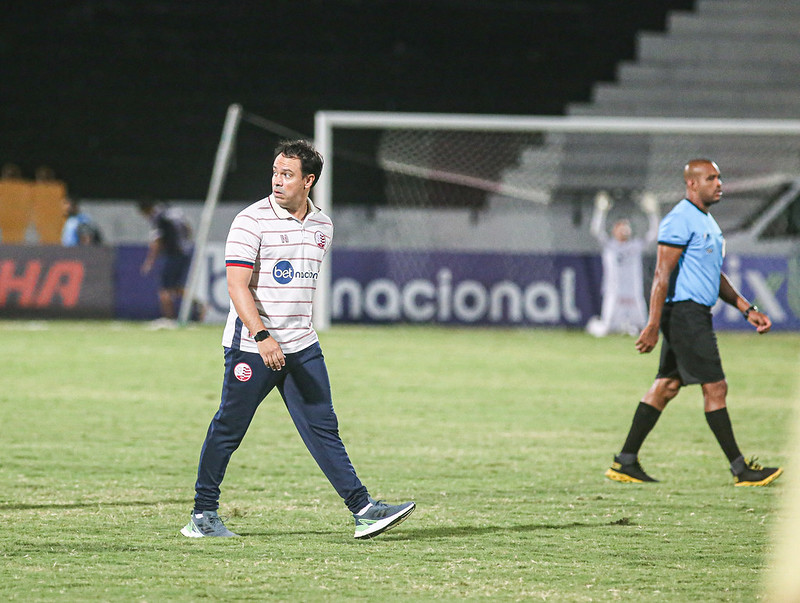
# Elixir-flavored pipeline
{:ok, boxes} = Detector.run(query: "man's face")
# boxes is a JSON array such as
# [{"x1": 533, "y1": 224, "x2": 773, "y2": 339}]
[
  {"x1": 694, "y1": 161, "x2": 723, "y2": 207},
  {"x1": 272, "y1": 154, "x2": 313, "y2": 210},
  {"x1": 612, "y1": 219, "x2": 631, "y2": 241}
]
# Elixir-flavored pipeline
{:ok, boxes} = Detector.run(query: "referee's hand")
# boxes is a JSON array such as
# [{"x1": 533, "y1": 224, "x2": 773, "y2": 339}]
[
  {"x1": 747, "y1": 309, "x2": 772, "y2": 334},
  {"x1": 635, "y1": 324, "x2": 659, "y2": 354}
]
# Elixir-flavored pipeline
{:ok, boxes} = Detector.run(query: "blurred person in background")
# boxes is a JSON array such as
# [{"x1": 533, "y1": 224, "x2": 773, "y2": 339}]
[
  {"x1": 61, "y1": 195, "x2": 102, "y2": 246},
  {"x1": 138, "y1": 198, "x2": 193, "y2": 325},
  {"x1": 586, "y1": 191, "x2": 659, "y2": 337}
]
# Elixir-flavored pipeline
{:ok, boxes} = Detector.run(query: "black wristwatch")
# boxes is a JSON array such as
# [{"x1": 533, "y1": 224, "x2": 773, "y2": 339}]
[
  {"x1": 743, "y1": 304, "x2": 758, "y2": 319},
  {"x1": 253, "y1": 329, "x2": 270, "y2": 342}
]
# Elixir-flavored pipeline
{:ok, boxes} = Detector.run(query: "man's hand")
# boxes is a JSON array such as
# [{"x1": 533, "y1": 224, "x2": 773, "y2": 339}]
[
  {"x1": 595, "y1": 190, "x2": 612, "y2": 212},
  {"x1": 640, "y1": 192, "x2": 659, "y2": 215},
  {"x1": 635, "y1": 323, "x2": 660, "y2": 354},
  {"x1": 257, "y1": 336, "x2": 285, "y2": 371},
  {"x1": 747, "y1": 309, "x2": 772, "y2": 334}
]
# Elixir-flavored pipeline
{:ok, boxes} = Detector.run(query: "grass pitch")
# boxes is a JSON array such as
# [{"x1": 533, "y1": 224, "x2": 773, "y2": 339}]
[{"x1": 0, "y1": 321, "x2": 796, "y2": 601}]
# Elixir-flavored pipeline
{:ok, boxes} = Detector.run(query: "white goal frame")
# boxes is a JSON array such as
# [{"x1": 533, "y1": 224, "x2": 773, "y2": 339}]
[{"x1": 313, "y1": 110, "x2": 800, "y2": 329}]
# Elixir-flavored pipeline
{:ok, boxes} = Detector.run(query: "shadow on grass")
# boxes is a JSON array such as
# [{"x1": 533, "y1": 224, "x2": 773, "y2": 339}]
[
  {"x1": 0, "y1": 499, "x2": 186, "y2": 511},
  {"x1": 364, "y1": 518, "x2": 632, "y2": 541},
  {"x1": 239, "y1": 518, "x2": 632, "y2": 541}
]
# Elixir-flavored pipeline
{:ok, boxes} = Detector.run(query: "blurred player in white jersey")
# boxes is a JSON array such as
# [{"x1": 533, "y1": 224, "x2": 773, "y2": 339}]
[
  {"x1": 181, "y1": 140, "x2": 415, "y2": 540},
  {"x1": 586, "y1": 191, "x2": 659, "y2": 337}
]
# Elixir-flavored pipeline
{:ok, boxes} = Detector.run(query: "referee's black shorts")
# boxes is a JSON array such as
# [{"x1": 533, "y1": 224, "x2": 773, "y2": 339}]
[{"x1": 657, "y1": 300, "x2": 725, "y2": 386}]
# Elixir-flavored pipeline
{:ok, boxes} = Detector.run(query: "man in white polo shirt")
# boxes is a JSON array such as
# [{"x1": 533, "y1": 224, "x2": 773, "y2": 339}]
[{"x1": 181, "y1": 140, "x2": 415, "y2": 539}]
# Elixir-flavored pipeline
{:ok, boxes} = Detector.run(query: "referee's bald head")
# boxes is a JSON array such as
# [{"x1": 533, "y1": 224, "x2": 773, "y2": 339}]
[{"x1": 683, "y1": 158, "x2": 717, "y2": 184}]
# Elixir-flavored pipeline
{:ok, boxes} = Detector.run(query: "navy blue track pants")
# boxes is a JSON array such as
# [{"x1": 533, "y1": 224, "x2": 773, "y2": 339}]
[{"x1": 193, "y1": 342, "x2": 369, "y2": 514}]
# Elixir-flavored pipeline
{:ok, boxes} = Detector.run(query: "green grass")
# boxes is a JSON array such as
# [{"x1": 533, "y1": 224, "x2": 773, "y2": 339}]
[{"x1": 0, "y1": 321, "x2": 797, "y2": 601}]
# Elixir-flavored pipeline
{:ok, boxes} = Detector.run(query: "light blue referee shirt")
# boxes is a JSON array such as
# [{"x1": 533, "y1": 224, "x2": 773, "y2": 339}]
[{"x1": 658, "y1": 198, "x2": 724, "y2": 307}]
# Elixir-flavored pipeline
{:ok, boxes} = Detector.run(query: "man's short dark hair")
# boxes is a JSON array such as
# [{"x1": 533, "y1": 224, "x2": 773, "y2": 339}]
[{"x1": 274, "y1": 139, "x2": 323, "y2": 188}]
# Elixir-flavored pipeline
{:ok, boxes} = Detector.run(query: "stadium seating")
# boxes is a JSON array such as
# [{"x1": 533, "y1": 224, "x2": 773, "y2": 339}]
[
  {"x1": 528, "y1": 0, "x2": 800, "y2": 213},
  {"x1": 570, "y1": 0, "x2": 800, "y2": 119}
]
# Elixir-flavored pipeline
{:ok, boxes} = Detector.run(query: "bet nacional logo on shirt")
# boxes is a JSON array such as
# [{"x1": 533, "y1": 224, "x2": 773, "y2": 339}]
[{"x1": 272, "y1": 260, "x2": 319, "y2": 285}]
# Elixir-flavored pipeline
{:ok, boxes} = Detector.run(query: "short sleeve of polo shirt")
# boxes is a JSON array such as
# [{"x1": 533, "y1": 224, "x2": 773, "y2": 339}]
[
  {"x1": 658, "y1": 204, "x2": 691, "y2": 247},
  {"x1": 225, "y1": 209, "x2": 261, "y2": 268}
]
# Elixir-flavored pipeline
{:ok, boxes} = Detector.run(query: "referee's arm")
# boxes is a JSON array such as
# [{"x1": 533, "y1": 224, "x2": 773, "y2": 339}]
[
  {"x1": 635, "y1": 243, "x2": 684, "y2": 354},
  {"x1": 719, "y1": 272, "x2": 772, "y2": 334}
]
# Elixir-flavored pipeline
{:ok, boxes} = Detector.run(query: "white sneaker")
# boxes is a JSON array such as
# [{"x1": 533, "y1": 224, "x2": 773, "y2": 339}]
[
  {"x1": 353, "y1": 500, "x2": 415, "y2": 539},
  {"x1": 180, "y1": 511, "x2": 238, "y2": 537}
]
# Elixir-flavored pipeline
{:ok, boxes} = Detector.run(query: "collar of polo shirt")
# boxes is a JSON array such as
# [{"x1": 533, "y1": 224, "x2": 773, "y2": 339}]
[{"x1": 270, "y1": 195, "x2": 320, "y2": 221}]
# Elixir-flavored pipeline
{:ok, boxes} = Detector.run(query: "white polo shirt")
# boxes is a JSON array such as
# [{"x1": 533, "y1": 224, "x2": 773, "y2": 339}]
[{"x1": 221, "y1": 194, "x2": 333, "y2": 354}]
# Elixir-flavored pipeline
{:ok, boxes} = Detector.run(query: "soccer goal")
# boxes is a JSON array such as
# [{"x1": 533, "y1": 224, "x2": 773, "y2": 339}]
[
  {"x1": 315, "y1": 111, "x2": 800, "y2": 214},
  {"x1": 313, "y1": 111, "x2": 800, "y2": 329},
  {"x1": 182, "y1": 108, "x2": 800, "y2": 329}
]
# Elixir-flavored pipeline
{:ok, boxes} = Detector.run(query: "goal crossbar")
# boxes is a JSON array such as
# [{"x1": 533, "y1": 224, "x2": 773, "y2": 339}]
[{"x1": 315, "y1": 111, "x2": 800, "y2": 135}]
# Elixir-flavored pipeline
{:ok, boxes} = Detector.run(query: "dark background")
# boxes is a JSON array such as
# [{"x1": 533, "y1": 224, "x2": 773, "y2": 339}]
[{"x1": 1, "y1": 1, "x2": 694, "y2": 202}]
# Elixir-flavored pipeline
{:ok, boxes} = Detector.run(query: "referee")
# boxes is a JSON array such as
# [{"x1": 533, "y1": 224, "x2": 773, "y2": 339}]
[
  {"x1": 605, "y1": 159, "x2": 783, "y2": 487},
  {"x1": 181, "y1": 140, "x2": 415, "y2": 538}
]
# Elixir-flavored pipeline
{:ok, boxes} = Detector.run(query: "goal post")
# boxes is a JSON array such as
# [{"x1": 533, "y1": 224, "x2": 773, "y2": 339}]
[
  {"x1": 178, "y1": 103, "x2": 243, "y2": 326},
  {"x1": 314, "y1": 110, "x2": 800, "y2": 330},
  {"x1": 178, "y1": 104, "x2": 317, "y2": 328}
]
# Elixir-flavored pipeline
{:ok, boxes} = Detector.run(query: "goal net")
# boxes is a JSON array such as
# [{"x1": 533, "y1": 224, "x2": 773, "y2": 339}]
[{"x1": 314, "y1": 112, "x2": 800, "y2": 328}]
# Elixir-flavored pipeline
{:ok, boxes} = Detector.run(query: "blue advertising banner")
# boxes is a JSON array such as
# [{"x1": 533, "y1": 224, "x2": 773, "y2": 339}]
[
  {"x1": 711, "y1": 254, "x2": 800, "y2": 331},
  {"x1": 113, "y1": 244, "x2": 800, "y2": 331},
  {"x1": 330, "y1": 249, "x2": 800, "y2": 330},
  {"x1": 114, "y1": 244, "x2": 166, "y2": 319},
  {"x1": 115, "y1": 243, "x2": 225, "y2": 322},
  {"x1": 331, "y1": 249, "x2": 603, "y2": 326}
]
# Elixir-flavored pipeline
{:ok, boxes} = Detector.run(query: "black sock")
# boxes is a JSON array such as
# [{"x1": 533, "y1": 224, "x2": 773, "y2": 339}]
[
  {"x1": 620, "y1": 402, "x2": 662, "y2": 456},
  {"x1": 705, "y1": 407, "x2": 742, "y2": 463}
]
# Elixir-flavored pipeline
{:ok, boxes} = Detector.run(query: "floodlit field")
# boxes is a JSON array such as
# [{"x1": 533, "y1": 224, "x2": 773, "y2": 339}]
[{"x1": 1, "y1": 321, "x2": 796, "y2": 601}]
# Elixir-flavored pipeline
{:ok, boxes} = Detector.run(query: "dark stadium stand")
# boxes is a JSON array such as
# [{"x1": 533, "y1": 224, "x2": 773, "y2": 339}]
[
  {"x1": 1, "y1": 0, "x2": 692, "y2": 201},
  {"x1": 556, "y1": 0, "x2": 800, "y2": 216}
]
